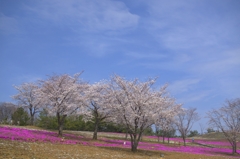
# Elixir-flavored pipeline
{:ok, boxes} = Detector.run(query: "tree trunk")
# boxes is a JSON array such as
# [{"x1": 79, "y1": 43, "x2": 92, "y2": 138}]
[
  {"x1": 125, "y1": 129, "x2": 128, "y2": 139},
  {"x1": 30, "y1": 116, "x2": 34, "y2": 125},
  {"x1": 130, "y1": 134, "x2": 139, "y2": 152},
  {"x1": 183, "y1": 136, "x2": 186, "y2": 146},
  {"x1": 232, "y1": 141, "x2": 237, "y2": 155},
  {"x1": 29, "y1": 107, "x2": 34, "y2": 125},
  {"x1": 57, "y1": 113, "x2": 67, "y2": 137},
  {"x1": 93, "y1": 119, "x2": 99, "y2": 140},
  {"x1": 58, "y1": 124, "x2": 63, "y2": 137},
  {"x1": 162, "y1": 131, "x2": 166, "y2": 143},
  {"x1": 131, "y1": 143, "x2": 138, "y2": 152},
  {"x1": 131, "y1": 136, "x2": 138, "y2": 152},
  {"x1": 158, "y1": 136, "x2": 160, "y2": 142}
]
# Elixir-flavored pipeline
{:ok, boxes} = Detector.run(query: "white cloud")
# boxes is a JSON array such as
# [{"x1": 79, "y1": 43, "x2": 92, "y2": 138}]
[
  {"x1": 144, "y1": 0, "x2": 240, "y2": 51},
  {"x1": 179, "y1": 90, "x2": 214, "y2": 103},
  {"x1": 25, "y1": 0, "x2": 139, "y2": 31},
  {"x1": 135, "y1": 45, "x2": 240, "y2": 78},
  {"x1": 188, "y1": 48, "x2": 240, "y2": 76},
  {"x1": 169, "y1": 78, "x2": 201, "y2": 94},
  {"x1": 135, "y1": 53, "x2": 192, "y2": 72},
  {"x1": 138, "y1": 47, "x2": 240, "y2": 104},
  {"x1": 21, "y1": 0, "x2": 140, "y2": 57},
  {"x1": 217, "y1": 77, "x2": 240, "y2": 98}
]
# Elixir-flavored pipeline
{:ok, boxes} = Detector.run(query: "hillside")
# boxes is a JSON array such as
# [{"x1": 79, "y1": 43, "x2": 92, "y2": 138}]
[{"x1": 194, "y1": 132, "x2": 240, "y2": 140}]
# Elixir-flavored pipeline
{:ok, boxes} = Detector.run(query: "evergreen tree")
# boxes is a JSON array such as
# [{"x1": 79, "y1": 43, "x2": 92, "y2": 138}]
[
  {"x1": 188, "y1": 130, "x2": 199, "y2": 137},
  {"x1": 64, "y1": 115, "x2": 86, "y2": 131},
  {"x1": 11, "y1": 107, "x2": 29, "y2": 126},
  {"x1": 37, "y1": 109, "x2": 58, "y2": 129}
]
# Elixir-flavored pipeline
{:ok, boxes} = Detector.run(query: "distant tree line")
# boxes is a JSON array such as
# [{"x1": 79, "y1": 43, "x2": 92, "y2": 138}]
[
  {"x1": 0, "y1": 102, "x2": 156, "y2": 136},
  {"x1": 37, "y1": 108, "x2": 128, "y2": 132},
  {"x1": 0, "y1": 102, "x2": 196, "y2": 138},
  {"x1": 0, "y1": 103, "x2": 125, "y2": 132}
]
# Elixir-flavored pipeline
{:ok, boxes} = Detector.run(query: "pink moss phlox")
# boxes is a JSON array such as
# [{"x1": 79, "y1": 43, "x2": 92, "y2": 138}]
[{"x1": 0, "y1": 126, "x2": 239, "y2": 157}]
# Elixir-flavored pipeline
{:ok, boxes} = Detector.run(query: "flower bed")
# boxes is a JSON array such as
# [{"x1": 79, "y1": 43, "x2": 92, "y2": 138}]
[{"x1": 0, "y1": 126, "x2": 239, "y2": 157}]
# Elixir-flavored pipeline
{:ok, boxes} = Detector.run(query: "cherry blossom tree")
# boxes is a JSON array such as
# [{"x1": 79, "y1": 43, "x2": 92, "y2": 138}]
[
  {"x1": 199, "y1": 123, "x2": 205, "y2": 135},
  {"x1": 84, "y1": 82, "x2": 115, "y2": 140},
  {"x1": 12, "y1": 83, "x2": 42, "y2": 125},
  {"x1": 38, "y1": 73, "x2": 87, "y2": 137},
  {"x1": 108, "y1": 75, "x2": 179, "y2": 152},
  {"x1": 154, "y1": 98, "x2": 181, "y2": 143},
  {"x1": 207, "y1": 98, "x2": 240, "y2": 155},
  {"x1": 155, "y1": 116, "x2": 176, "y2": 143},
  {"x1": 175, "y1": 108, "x2": 200, "y2": 146}
]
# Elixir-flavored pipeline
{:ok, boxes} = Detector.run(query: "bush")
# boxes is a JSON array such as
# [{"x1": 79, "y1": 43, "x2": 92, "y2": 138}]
[{"x1": 11, "y1": 107, "x2": 29, "y2": 126}]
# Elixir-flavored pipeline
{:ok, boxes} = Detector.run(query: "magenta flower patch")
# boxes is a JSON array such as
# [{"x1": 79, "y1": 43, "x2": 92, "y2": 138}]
[{"x1": 0, "y1": 126, "x2": 239, "y2": 157}]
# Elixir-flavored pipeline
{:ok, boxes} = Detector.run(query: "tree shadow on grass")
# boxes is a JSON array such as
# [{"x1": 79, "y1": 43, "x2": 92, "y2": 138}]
[
  {"x1": 193, "y1": 142, "x2": 215, "y2": 148},
  {"x1": 98, "y1": 146, "x2": 164, "y2": 157},
  {"x1": 202, "y1": 149, "x2": 240, "y2": 158}
]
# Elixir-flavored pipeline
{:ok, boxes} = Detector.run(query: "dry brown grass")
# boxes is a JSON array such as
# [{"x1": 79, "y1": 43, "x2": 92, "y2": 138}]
[{"x1": 0, "y1": 139, "x2": 237, "y2": 159}]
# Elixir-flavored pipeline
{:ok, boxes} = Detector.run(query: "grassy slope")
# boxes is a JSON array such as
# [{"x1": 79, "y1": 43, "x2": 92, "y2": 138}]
[
  {"x1": 194, "y1": 132, "x2": 240, "y2": 140},
  {"x1": 0, "y1": 125, "x2": 239, "y2": 159},
  {"x1": 0, "y1": 139, "x2": 235, "y2": 159}
]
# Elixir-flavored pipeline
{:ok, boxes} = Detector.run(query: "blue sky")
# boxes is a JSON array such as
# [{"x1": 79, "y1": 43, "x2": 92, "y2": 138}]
[{"x1": 1, "y1": 0, "x2": 240, "y2": 132}]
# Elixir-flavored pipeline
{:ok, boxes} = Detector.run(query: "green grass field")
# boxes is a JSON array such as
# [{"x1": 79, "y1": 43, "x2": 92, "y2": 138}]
[
  {"x1": 1, "y1": 139, "x2": 236, "y2": 159},
  {"x1": 194, "y1": 132, "x2": 240, "y2": 140},
  {"x1": 0, "y1": 125, "x2": 239, "y2": 159}
]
